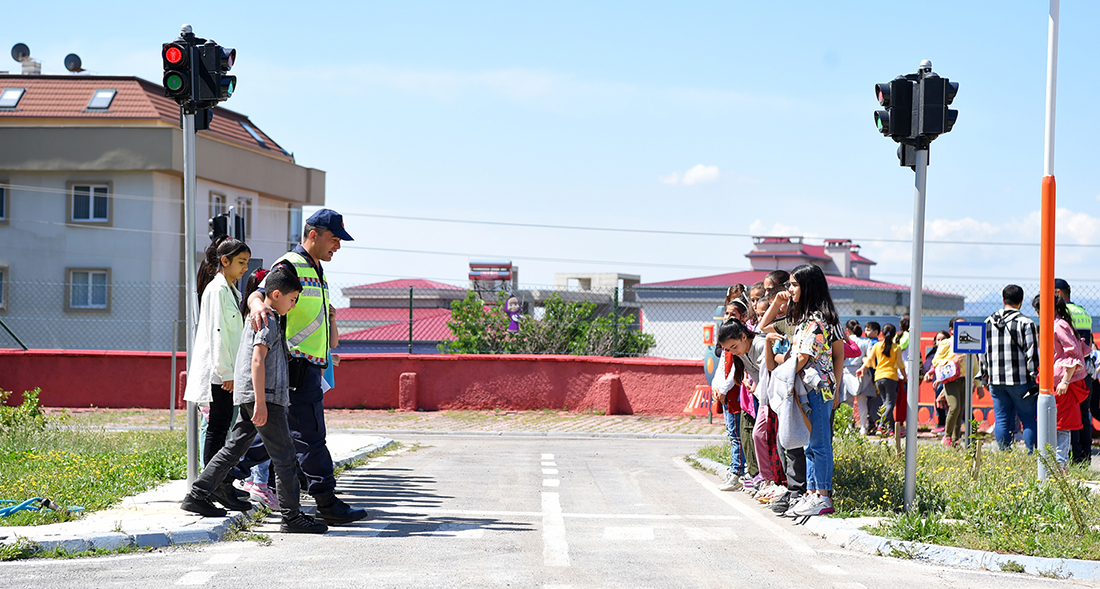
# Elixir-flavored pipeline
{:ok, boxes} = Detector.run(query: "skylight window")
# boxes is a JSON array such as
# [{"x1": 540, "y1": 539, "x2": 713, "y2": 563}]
[
  {"x1": 0, "y1": 88, "x2": 25, "y2": 108},
  {"x1": 240, "y1": 121, "x2": 267, "y2": 147},
  {"x1": 87, "y1": 89, "x2": 117, "y2": 109}
]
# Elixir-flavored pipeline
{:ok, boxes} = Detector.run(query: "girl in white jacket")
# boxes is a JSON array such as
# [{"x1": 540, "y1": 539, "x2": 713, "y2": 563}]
[{"x1": 184, "y1": 237, "x2": 251, "y2": 476}]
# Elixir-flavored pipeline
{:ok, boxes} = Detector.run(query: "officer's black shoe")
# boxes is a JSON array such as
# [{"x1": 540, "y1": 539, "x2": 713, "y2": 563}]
[
  {"x1": 281, "y1": 512, "x2": 328, "y2": 534},
  {"x1": 212, "y1": 482, "x2": 254, "y2": 512},
  {"x1": 181, "y1": 493, "x2": 227, "y2": 518},
  {"x1": 314, "y1": 491, "x2": 368, "y2": 525}
]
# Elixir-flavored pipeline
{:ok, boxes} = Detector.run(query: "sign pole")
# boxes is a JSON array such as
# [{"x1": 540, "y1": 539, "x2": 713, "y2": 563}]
[
  {"x1": 1037, "y1": 0, "x2": 1060, "y2": 481},
  {"x1": 964, "y1": 354, "x2": 973, "y2": 446}
]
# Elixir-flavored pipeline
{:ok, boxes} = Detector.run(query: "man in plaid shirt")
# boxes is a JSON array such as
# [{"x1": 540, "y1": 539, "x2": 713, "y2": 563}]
[{"x1": 977, "y1": 284, "x2": 1039, "y2": 452}]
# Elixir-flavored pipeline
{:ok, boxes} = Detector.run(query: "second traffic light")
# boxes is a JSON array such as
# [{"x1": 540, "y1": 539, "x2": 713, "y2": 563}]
[
  {"x1": 194, "y1": 41, "x2": 236, "y2": 105},
  {"x1": 874, "y1": 77, "x2": 914, "y2": 141}
]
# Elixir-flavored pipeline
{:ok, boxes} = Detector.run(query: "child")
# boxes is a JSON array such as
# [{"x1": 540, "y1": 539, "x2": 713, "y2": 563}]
[
  {"x1": 1031, "y1": 294, "x2": 1090, "y2": 467},
  {"x1": 857, "y1": 324, "x2": 904, "y2": 436},
  {"x1": 713, "y1": 301, "x2": 748, "y2": 491},
  {"x1": 182, "y1": 265, "x2": 328, "y2": 534},
  {"x1": 183, "y1": 237, "x2": 250, "y2": 488}
]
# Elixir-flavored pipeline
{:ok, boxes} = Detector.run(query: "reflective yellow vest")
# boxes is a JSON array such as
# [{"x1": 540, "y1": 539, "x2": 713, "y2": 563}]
[
  {"x1": 274, "y1": 251, "x2": 329, "y2": 366},
  {"x1": 1067, "y1": 302, "x2": 1093, "y2": 334}
]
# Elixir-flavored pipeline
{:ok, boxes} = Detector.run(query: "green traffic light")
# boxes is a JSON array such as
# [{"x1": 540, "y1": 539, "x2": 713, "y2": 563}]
[
  {"x1": 226, "y1": 79, "x2": 234, "y2": 97},
  {"x1": 166, "y1": 73, "x2": 183, "y2": 92}
]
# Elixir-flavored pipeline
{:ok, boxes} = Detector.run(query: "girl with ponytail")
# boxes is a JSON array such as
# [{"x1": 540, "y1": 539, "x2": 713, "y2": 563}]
[
  {"x1": 184, "y1": 236, "x2": 252, "y2": 507},
  {"x1": 857, "y1": 323, "x2": 904, "y2": 436}
]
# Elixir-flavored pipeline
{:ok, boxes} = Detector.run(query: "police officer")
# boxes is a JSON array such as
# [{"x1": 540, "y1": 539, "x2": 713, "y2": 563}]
[
  {"x1": 247, "y1": 208, "x2": 367, "y2": 524},
  {"x1": 1055, "y1": 278, "x2": 1094, "y2": 465}
]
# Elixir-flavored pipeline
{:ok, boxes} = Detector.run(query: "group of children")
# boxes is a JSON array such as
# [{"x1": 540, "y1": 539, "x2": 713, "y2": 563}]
[
  {"x1": 710, "y1": 265, "x2": 845, "y2": 518},
  {"x1": 179, "y1": 236, "x2": 328, "y2": 534}
]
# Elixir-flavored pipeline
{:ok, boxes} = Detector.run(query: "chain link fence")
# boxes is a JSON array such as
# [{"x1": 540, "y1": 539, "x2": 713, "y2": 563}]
[{"x1": 1, "y1": 280, "x2": 1097, "y2": 358}]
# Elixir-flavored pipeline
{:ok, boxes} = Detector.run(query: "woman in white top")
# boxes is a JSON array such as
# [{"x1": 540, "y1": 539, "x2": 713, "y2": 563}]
[{"x1": 184, "y1": 236, "x2": 251, "y2": 471}]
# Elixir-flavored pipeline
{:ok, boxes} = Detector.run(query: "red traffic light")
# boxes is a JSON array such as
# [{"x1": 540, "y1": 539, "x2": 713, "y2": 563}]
[
  {"x1": 164, "y1": 44, "x2": 185, "y2": 65},
  {"x1": 875, "y1": 83, "x2": 891, "y2": 106}
]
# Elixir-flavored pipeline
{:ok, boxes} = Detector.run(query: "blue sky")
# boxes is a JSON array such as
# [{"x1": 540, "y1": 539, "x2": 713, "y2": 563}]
[{"x1": 6, "y1": 1, "x2": 1100, "y2": 291}]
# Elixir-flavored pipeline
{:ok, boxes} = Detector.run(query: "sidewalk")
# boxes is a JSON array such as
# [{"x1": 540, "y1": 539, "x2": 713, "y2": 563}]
[
  {"x1": 690, "y1": 453, "x2": 1100, "y2": 582},
  {"x1": 0, "y1": 434, "x2": 393, "y2": 554}
]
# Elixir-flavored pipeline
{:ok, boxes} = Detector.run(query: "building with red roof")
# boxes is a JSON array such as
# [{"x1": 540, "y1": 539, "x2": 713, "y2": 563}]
[
  {"x1": 0, "y1": 70, "x2": 324, "y2": 350},
  {"x1": 335, "y1": 279, "x2": 466, "y2": 353},
  {"x1": 635, "y1": 236, "x2": 964, "y2": 359}
]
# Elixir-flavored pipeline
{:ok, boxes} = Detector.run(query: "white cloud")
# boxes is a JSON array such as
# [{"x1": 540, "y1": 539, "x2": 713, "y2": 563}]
[
  {"x1": 682, "y1": 164, "x2": 720, "y2": 185},
  {"x1": 658, "y1": 164, "x2": 719, "y2": 186}
]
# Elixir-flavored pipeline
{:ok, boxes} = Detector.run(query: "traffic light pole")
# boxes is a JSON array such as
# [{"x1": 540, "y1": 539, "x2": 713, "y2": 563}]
[
  {"x1": 183, "y1": 109, "x2": 200, "y2": 485},
  {"x1": 903, "y1": 147, "x2": 928, "y2": 512}
]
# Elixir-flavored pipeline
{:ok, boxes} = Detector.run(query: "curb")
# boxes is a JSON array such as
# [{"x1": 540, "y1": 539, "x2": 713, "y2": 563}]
[
  {"x1": 336, "y1": 428, "x2": 725, "y2": 440},
  {"x1": 3, "y1": 438, "x2": 396, "y2": 557},
  {"x1": 688, "y1": 453, "x2": 1100, "y2": 582}
]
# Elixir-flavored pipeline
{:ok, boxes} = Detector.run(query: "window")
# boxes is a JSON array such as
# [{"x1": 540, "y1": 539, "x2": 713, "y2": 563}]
[
  {"x1": 86, "y1": 89, "x2": 117, "y2": 110},
  {"x1": 0, "y1": 88, "x2": 24, "y2": 108},
  {"x1": 209, "y1": 192, "x2": 226, "y2": 218},
  {"x1": 288, "y1": 205, "x2": 302, "y2": 249},
  {"x1": 0, "y1": 266, "x2": 7, "y2": 311},
  {"x1": 235, "y1": 197, "x2": 252, "y2": 239},
  {"x1": 240, "y1": 122, "x2": 266, "y2": 147},
  {"x1": 70, "y1": 184, "x2": 110, "y2": 223},
  {"x1": 66, "y1": 269, "x2": 110, "y2": 311},
  {"x1": 0, "y1": 185, "x2": 6, "y2": 222}
]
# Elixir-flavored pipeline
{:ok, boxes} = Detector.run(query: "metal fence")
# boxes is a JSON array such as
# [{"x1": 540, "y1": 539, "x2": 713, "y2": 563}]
[{"x1": 1, "y1": 280, "x2": 1097, "y2": 359}]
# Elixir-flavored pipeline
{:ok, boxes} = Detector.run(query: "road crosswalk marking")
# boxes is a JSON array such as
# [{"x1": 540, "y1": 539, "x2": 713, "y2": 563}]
[
  {"x1": 175, "y1": 571, "x2": 217, "y2": 585},
  {"x1": 203, "y1": 553, "x2": 240, "y2": 565}
]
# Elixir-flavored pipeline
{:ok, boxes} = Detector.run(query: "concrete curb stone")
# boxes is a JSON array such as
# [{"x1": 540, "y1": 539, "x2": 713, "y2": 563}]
[
  {"x1": 1, "y1": 437, "x2": 395, "y2": 556},
  {"x1": 339, "y1": 428, "x2": 725, "y2": 440},
  {"x1": 688, "y1": 453, "x2": 1100, "y2": 582}
]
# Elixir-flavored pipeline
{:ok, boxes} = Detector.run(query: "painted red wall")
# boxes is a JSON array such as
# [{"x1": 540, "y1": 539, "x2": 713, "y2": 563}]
[{"x1": 0, "y1": 349, "x2": 706, "y2": 414}]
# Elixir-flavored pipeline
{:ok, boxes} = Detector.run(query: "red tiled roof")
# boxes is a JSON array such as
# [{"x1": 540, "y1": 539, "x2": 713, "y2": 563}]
[
  {"x1": 341, "y1": 310, "x2": 454, "y2": 341},
  {"x1": 636, "y1": 270, "x2": 961, "y2": 297},
  {"x1": 344, "y1": 279, "x2": 465, "y2": 291},
  {"x1": 335, "y1": 307, "x2": 452, "y2": 321},
  {"x1": 0, "y1": 75, "x2": 290, "y2": 161},
  {"x1": 745, "y1": 244, "x2": 876, "y2": 265}
]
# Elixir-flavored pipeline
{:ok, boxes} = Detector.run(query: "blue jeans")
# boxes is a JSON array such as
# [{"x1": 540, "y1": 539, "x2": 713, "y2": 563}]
[
  {"x1": 991, "y1": 383, "x2": 1037, "y2": 452},
  {"x1": 804, "y1": 390, "x2": 834, "y2": 492},
  {"x1": 724, "y1": 410, "x2": 745, "y2": 476},
  {"x1": 1056, "y1": 430, "x2": 1071, "y2": 466}
]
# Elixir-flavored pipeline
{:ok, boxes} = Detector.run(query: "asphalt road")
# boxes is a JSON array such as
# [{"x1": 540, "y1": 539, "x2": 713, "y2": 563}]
[{"x1": 1, "y1": 435, "x2": 1094, "y2": 589}]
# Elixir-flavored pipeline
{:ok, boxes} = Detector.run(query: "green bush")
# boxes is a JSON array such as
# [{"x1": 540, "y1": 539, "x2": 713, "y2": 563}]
[{"x1": 0, "y1": 389, "x2": 49, "y2": 431}]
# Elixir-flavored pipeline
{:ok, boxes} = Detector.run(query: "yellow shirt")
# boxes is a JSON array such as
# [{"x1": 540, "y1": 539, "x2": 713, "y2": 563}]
[{"x1": 863, "y1": 340, "x2": 902, "y2": 381}]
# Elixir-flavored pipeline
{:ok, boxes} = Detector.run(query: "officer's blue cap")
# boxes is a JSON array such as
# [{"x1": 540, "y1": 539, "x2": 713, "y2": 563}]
[{"x1": 305, "y1": 208, "x2": 354, "y2": 241}]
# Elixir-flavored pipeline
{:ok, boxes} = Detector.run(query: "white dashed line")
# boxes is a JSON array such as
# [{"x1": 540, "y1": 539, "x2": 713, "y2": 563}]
[
  {"x1": 542, "y1": 462, "x2": 556, "y2": 467},
  {"x1": 203, "y1": 553, "x2": 241, "y2": 565},
  {"x1": 176, "y1": 571, "x2": 217, "y2": 585},
  {"x1": 541, "y1": 453, "x2": 554, "y2": 460},
  {"x1": 542, "y1": 492, "x2": 570, "y2": 567},
  {"x1": 428, "y1": 524, "x2": 485, "y2": 538},
  {"x1": 543, "y1": 479, "x2": 560, "y2": 487},
  {"x1": 603, "y1": 526, "x2": 654, "y2": 540},
  {"x1": 683, "y1": 526, "x2": 737, "y2": 540},
  {"x1": 542, "y1": 468, "x2": 559, "y2": 475}
]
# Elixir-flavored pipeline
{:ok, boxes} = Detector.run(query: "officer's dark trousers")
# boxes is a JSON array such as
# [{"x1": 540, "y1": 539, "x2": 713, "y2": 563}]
[{"x1": 288, "y1": 360, "x2": 337, "y2": 495}]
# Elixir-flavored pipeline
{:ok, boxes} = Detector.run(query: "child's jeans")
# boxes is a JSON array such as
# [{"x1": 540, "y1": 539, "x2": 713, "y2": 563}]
[
  {"x1": 725, "y1": 410, "x2": 745, "y2": 476},
  {"x1": 1056, "y1": 430, "x2": 1072, "y2": 466},
  {"x1": 191, "y1": 402, "x2": 300, "y2": 518}
]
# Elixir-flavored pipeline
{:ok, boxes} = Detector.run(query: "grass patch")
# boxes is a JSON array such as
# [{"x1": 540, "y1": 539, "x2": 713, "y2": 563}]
[
  {"x1": 696, "y1": 419, "x2": 1100, "y2": 560},
  {"x1": 1, "y1": 390, "x2": 185, "y2": 527},
  {"x1": 224, "y1": 507, "x2": 273, "y2": 546},
  {"x1": 1000, "y1": 560, "x2": 1026, "y2": 573},
  {"x1": 333, "y1": 441, "x2": 406, "y2": 476}
]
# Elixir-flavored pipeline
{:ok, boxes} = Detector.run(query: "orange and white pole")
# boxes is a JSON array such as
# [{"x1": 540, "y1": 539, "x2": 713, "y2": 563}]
[{"x1": 1037, "y1": 0, "x2": 1059, "y2": 480}]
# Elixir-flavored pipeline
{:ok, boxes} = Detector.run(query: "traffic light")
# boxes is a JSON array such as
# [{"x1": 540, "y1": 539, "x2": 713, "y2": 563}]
[
  {"x1": 193, "y1": 41, "x2": 236, "y2": 105},
  {"x1": 209, "y1": 213, "x2": 229, "y2": 241},
  {"x1": 162, "y1": 40, "x2": 191, "y2": 104},
  {"x1": 917, "y1": 75, "x2": 959, "y2": 137},
  {"x1": 874, "y1": 78, "x2": 914, "y2": 141}
]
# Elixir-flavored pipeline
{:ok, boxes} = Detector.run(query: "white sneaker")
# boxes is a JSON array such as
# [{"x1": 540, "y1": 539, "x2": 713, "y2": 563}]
[
  {"x1": 783, "y1": 493, "x2": 811, "y2": 517},
  {"x1": 718, "y1": 472, "x2": 743, "y2": 492},
  {"x1": 793, "y1": 494, "x2": 834, "y2": 517}
]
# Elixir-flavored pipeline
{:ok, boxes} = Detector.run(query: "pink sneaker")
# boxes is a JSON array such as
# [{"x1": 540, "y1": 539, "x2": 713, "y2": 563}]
[{"x1": 249, "y1": 482, "x2": 280, "y2": 510}]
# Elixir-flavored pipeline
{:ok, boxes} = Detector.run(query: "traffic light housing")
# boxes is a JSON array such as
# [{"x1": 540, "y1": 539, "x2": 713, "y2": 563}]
[
  {"x1": 162, "y1": 41, "x2": 191, "y2": 104},
  {"x1": 193, "y1": 41, "x2": 236, "y2": 105},
  {"x1": 874, "y1": 78, "x2": 914, "y2": 141},
  {"x1": 209, "y1": 213, "x2": 229, "y2": 241},
  {"x1": 917, "y1": 75, "x2": 959, "y2": 137}
]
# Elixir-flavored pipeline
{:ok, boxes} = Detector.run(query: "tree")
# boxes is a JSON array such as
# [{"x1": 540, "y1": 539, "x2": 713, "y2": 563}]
[{"x1": 439, "y1": 292, "x2": 655, "y2": 356}]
